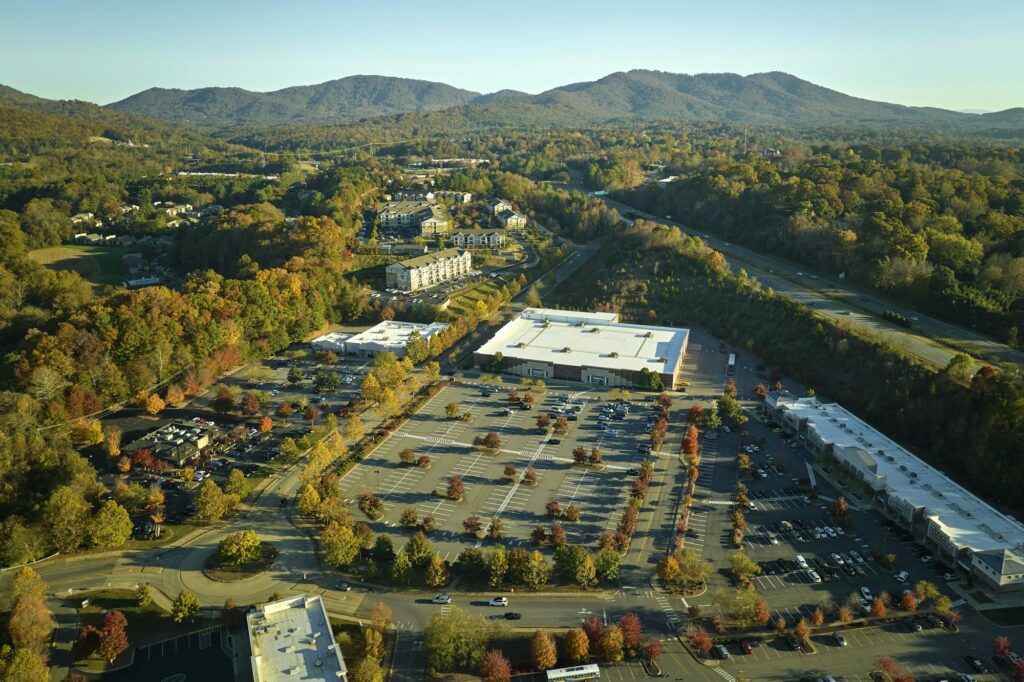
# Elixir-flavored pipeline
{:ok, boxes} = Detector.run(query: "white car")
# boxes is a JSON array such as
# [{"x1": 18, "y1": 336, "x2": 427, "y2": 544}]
[
  {"x1": 488, "y1": 597, "x2": 508, "y2": 607},
  {"x1": 795, "y1": 555, "x2": 809, "y2": 569},
  {"x1": 431, "y1": 595, "x2": 452, "y2": 604},
  {"x1": 830, "y1": 553, "x2": 844, "y2": 566},
  {"x1": 860, "y1": 586, "x2": 873, "y2": 601},
  {"x1": 850, "y1": 551, "x2": 864, "y2": 564},
  {"x1": 825, "y1": 527, "x2": 837, "y2": 538},
  {"x1": 895, "y1": 570, "x2": 909, "y2": 583},
  {"x1": 808, "y1": 570, "x2": 822, "y2": 583}
]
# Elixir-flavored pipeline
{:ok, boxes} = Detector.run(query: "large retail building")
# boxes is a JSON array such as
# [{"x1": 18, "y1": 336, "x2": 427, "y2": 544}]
[
  {"x1": 766, "y1": 391, "x2": 1024, "y2": 592},
  {"x1": 474, "y1": 308, "x2": 689, "y2": 388}
]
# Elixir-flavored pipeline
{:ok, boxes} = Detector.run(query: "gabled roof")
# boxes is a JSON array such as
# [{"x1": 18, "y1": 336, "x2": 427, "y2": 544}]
[
  {"x1": 975, "y1": 549, "x2": 1024, "y2": 577},
  {"x1": 388, "y1": 248, "x2": 468, "y2": 269}
]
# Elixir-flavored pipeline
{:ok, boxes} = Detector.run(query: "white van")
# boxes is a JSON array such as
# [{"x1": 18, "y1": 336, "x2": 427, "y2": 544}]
[
  {"x1": 795, "y1": 555, "x2": 809, "y2": 569},
  {"x1": 895, "y1": 570, "x2": 909, "y2": 583}
]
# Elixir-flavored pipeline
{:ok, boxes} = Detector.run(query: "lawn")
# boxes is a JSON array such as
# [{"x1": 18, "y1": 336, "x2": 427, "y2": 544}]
[
  {"x1": 449, "y1": 279, "x2": 504, "y2": 316},
  {"x1": 28, "y1": 244, "x2": 125, "y2": 289},
  {"x1": 72, "y1": 588, "x2": 204, "y2": 674}
]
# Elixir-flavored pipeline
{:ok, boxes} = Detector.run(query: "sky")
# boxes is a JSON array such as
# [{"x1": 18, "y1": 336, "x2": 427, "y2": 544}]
[{"x1": 1, "y1": 0, "x2": 1022, "y2": 111}]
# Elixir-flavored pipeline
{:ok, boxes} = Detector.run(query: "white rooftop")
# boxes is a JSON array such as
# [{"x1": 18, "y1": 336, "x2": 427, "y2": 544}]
[
  {"x1": 346, "y1": 320, "x2": 448, "y2": 350},
  {"x1": 247, "y1": 595, "x2": 346, "y2": 682},
  {"x1": 777, "y1": 394, "x2": 1024, "y2": 555},
  {"x1": 311, "y1": 331, "x2": 353, "y2": 350},
  {"x1": 477, "y1": 308, "x2": 689, "y2": 375}
]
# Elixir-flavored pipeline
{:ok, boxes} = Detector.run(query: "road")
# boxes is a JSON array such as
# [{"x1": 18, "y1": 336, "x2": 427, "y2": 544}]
[{"x1": 599, "y1": 196, "x2": 1024, "y2": 371}]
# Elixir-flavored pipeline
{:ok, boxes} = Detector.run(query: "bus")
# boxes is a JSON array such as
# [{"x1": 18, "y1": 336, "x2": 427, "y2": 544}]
[
  {"x1": 546, "y1": 664, "x2": 601, "y2": 682},
  {"x1": 727, "y1": 353, "x2": 736, "y2": 375}
]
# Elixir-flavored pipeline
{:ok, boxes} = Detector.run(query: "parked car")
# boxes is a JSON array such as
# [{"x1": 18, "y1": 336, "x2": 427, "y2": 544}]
[
  {"x1": 739, "y1": 640, "x2": 752, "y2": 654},
  {"x1": 895, "y1": 570, "x2": 910, "y2": 583},
  {"x1": 833, "y1": 633, "x2": 847, "y2": 647},
  {"x1": 964, "y1": 655, "x2": 987, "y2": 673},
  {"x1": 337, "y1": 582, "x2": 351, "y2": 592},
  {"x1": 861, "y1": 586, "x2": 873, "y2": 601}
]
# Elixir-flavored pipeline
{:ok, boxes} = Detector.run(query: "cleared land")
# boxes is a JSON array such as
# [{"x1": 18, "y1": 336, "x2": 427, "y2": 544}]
[{"x1": 28, "y1": 244, "x2": 125, "y2": 290}]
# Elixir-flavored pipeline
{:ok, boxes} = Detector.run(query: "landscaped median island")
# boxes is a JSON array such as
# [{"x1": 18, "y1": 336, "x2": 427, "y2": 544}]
[
  {"x1": 422, "y1": 606, "x2": 666, "y2": 679},
  {"x1": 203, "y1": 530, "x2": 278, "y2": 581}
]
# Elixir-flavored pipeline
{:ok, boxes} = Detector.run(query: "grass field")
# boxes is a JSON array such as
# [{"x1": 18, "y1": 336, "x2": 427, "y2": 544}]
[
  {"x1": 449, "y1": 278, "x2": 504, "y2": 316},
  {"x1": 28, "y1": 244, "x2": 125, "y2": 289}
]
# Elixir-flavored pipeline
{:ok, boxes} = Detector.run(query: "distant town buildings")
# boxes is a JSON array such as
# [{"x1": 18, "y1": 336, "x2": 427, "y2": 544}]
[
  {"x1": 451, "y1": 229, "x2": 507, "y2": 249},
  {"x1": 376, "y1": 201, "x2": 450, "y2": 236},
  {"x1": 247, "y1": 595, "x2": 346, "y2": 682},
  {"x1": 385, "y1": 247, "x2": 472, "y2": 292}
]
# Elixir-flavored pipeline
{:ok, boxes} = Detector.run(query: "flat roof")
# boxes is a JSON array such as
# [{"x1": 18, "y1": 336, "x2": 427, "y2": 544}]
[
  {"x1": 774, "y1": 394, "x2": 1024, "y2": 555},
  {"x1": 476, "y1": 308, "x2": 688, "y2": 375},
  {"x1": 346, "y1": 320, "x2": 448, "y2": 349},
  {"x1": 248, "y1": 595, "x2": 346, "y2": 682},
  {"x1": 311, "y1": 331, "x2": 353, "y2": 350}
]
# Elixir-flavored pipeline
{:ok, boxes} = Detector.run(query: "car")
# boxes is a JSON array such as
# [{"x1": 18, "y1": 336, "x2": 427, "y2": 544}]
[
  {"x1": 596, "y1": 423, "x2": 609, "y2": 430},
  {"x1": 432, "y1": 595, "x2": 452, "y2": 604},
  {"x1": 626, "y1": 468, "x2": 639, "y2": 475},
  {"x1": 504, "y1": 612, "x2": 522, "y2": 620},
  {"x1": 895, "y1": 570, "x2": 909, "y2": 583},
  {"x1": 920, "y1": 554, "x2": 934, "y2": 563},
  {"x1": 337, "y1": 582, "x2": 351, "y2": 592},
  {"x1": 831, "y1": 553, "x2": 844, "y2": 566},
  {"x1": 808, "y1": 570, "x2": 822, "y2": 583},
  {"x1": 279, "y1": 497, "x2": 289, "y2": 507},
  {"x1": 861, "y1": 586, "x2": 873, "y2": 601},
  {"x1": 747, "y1": 502, "x2": 757, "y2": 511},
  {"x1": 714, "y1": 645, "x2": 730, "y2": 660},
  {"x1": 760, "y1": 562, "x2": 776, "y2": 575},
  {"x1": 833, "y1": 633, "x2": 847, "y2": 647},
  {"x1": 907, "y1": 620, "x2": 923, "y2": 632},
  {"x1": 795, "y1": 555, "x2": 809, "y2": 569},
  {"x1": 853, "y1": 565, "x2": 866, "y2": 576},
  {"x1": 739, "y1": 639, "x2": 752, "y2": 654},
  {"x1": 850, "y1": 550, "x2": 865, "y2": 564},
  {"x1": 767, "y1": 533, "x2": 780, "y2": 545},
  {"x1": 502, "y1": 408, "x2": 515, "y2": 416},
  {"x1": 488, "y1": 597, "x2": 508, "y2": 607},
  {"x1": 964, "y1": 655, "x2": 987, "y2": 673},
  {"x1": 844, "y1": 565, "x2": 857, "y2": 576},
  {"x1": 597, "y1": 414, "x2": 610, "y2": 422},
  {"x1": 547, "y1": 439, "x2": 561, "y2": 445},
  {"x1": 943, "y1": 572, "x2": 956, "y2": 581}
]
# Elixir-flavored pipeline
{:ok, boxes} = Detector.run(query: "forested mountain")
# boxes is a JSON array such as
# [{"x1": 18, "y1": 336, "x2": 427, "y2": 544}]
[
  {"x1": 100, "y1": 70, "x2": 1024, "y2": 131},
  {"x1": 106, "y1": 75, "x2": 482, "y2": 125}
]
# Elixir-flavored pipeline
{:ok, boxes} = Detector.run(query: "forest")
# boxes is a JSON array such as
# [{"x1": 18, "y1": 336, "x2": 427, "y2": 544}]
[{"x1": 550, "y1": 220, "x2": 1024, "y2": 513}]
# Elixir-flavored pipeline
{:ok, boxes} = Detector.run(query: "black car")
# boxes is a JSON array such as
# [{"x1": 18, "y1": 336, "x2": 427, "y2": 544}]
[
  {"x1": 504, "y1": 612, "x2": 522, "y2": 620},
  {"x1": 626, "y1": 468, "x2": 639, "y2": 475},
  {"x1": 547, "y1": 439, "x2": 561, "y2": 445},
  {"x1": 965, "y1": 655, "x2": 987, "y2": 673}
]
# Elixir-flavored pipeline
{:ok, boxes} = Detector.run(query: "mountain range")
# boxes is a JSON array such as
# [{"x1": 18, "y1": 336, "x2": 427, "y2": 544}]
[{"x1": 4, "y1": 71, "x2": 1023, "y2": 131}]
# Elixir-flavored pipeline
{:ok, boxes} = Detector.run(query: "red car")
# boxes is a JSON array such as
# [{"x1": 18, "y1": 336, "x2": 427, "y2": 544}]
[{"x1": 739, "y1": 640, "x2": 753, "y2": 654}]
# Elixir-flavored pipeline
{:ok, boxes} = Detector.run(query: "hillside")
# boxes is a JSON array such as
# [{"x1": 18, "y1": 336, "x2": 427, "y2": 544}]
[
  {"x1": 107, "y1": 75, "x2": 482, "y2": 125},
  {"x1": 102, "y1": 69, "x2": 1024, "y2": 131}
]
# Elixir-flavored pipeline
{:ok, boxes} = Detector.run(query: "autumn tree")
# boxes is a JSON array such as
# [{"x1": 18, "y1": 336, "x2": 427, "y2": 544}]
[
  {"x1": 364, "y1": 628, "x2": 386, "y2": 663},
  {"x1": 104, "y1": 425, "x2": 122, "y2": 458},
  {"x1": 900, "y1": 592, "x2": 919, "y2": 612},
  {"x1": 565, "y1": 627, "x2": 590, "y2": 663},
  {"x1": 426, "y1": 553, "x2": 449, "y2": 588},
  {"x1": 370, "y1": 602, "x2": 393, "y2": 633},
  {"x1": 793, "y1": 618, "x2": 810, "y2": 643},
  {"x1": 871, "y1": 597, "x2": 887, "y2": 619},
  {"x1": 98, "y1": 610, "x2": 129, "y2": 663},
  {"x1": 531, "y1": 630, "x2": 557, "y2": 671},
  {"x1": 480, "y1": 649, "x2": 511, "y2": 682},
  {"x1": 600, "y1": 625, "x2": 625, "y2": 662},
  {"x1": 44, "y1": 486, "x2": 90, "y2": 552},
  {"x1": 688, "y1": 627, "x2": 713, "y2": 655},
  {"x1": 618, "y1": 613, "x2": 643, "y2": 653},
  {"x1": 447, "y1": 476, "x2": 465, "y2": 500},
  {"x1": 837, "y1": 606, "x2": 853, "y2": 624},
  {"x1": 9, "y1": 593, "x2": 55, "y2": 657}
]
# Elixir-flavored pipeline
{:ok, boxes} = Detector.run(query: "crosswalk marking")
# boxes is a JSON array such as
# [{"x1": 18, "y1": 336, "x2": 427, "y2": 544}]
[{"x1": 713, "y1": 667, "x2": 737, "y2": 682}]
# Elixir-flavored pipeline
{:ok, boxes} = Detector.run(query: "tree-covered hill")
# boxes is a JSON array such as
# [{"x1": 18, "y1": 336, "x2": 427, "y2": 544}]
[{"x1": 106, "y1": 75, "x2": 482, "y2": 126}]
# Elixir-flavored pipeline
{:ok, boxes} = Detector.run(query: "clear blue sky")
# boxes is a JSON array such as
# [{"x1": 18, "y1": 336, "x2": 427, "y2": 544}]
[{"x1": 1, "y1": 0, "x2": 1021, "y2": 111}]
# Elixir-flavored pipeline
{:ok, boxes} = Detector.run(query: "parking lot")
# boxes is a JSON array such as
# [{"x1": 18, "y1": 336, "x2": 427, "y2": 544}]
[{"x1": 339, "y1": 381, "x2": 679, "y2": 561}]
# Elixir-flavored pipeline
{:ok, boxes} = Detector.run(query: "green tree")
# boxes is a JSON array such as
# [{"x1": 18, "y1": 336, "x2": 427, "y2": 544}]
[
  {"x1": 728, "y1": 550, "x2": 762, "y2": 582},
  {"x1": 426, "y1": 553, "x2": 450, "y2": 588},
  {"x1": 218, "y1": 530, "x2": 261, "y2": 565},
  {"x1": 595, "y1": 548, "x2": 621, "y2": 582},
  {"x1": 488, "y1": 546, "x2": 509, "y2": 587},
  {"x1": 424, "y1": 607, "x2": 493, "y2": 673},
  {"x1": 194, "y1": 479, "x2": 233, "y2": 522},
  {"x1": 523, "y1": 550, "x2": 550, "y2": 589},
  {"x1": 405, "y1": 332, "x2": 429, "y2": 365},
  {"x1": 171, "y1": 590, "x2": 200, "y2": 622},
  {"x1": 322, "y1": 521, "x2": 360, "y2": 567},
  {"x1": 297, "y1": 483, "x2": 322, "y2": 517},
  {"x1": 224, "y1": 468, "x2": 250, "y2": 499},
  {"x1": 43, "y1": 486, "x2": 90, "y2": 553},
  {"x1": 406, "y1": 531, "x2": 434, "y2": 566},
  {"x1": 88, "y1": 500, "x2": 133, "y2": 548},
  {"x1": 0, "y1": 647, "x2": 49, "y2": 682},
  {"x1": 343, "y1": 414, "x2": 365, "y2": 441},
  {"x1": 352, "y1": 658, "x2": 384, "y2": 682},
  {"x1": 391, "y1": 552, "x2": 413, "y2": 584}
]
